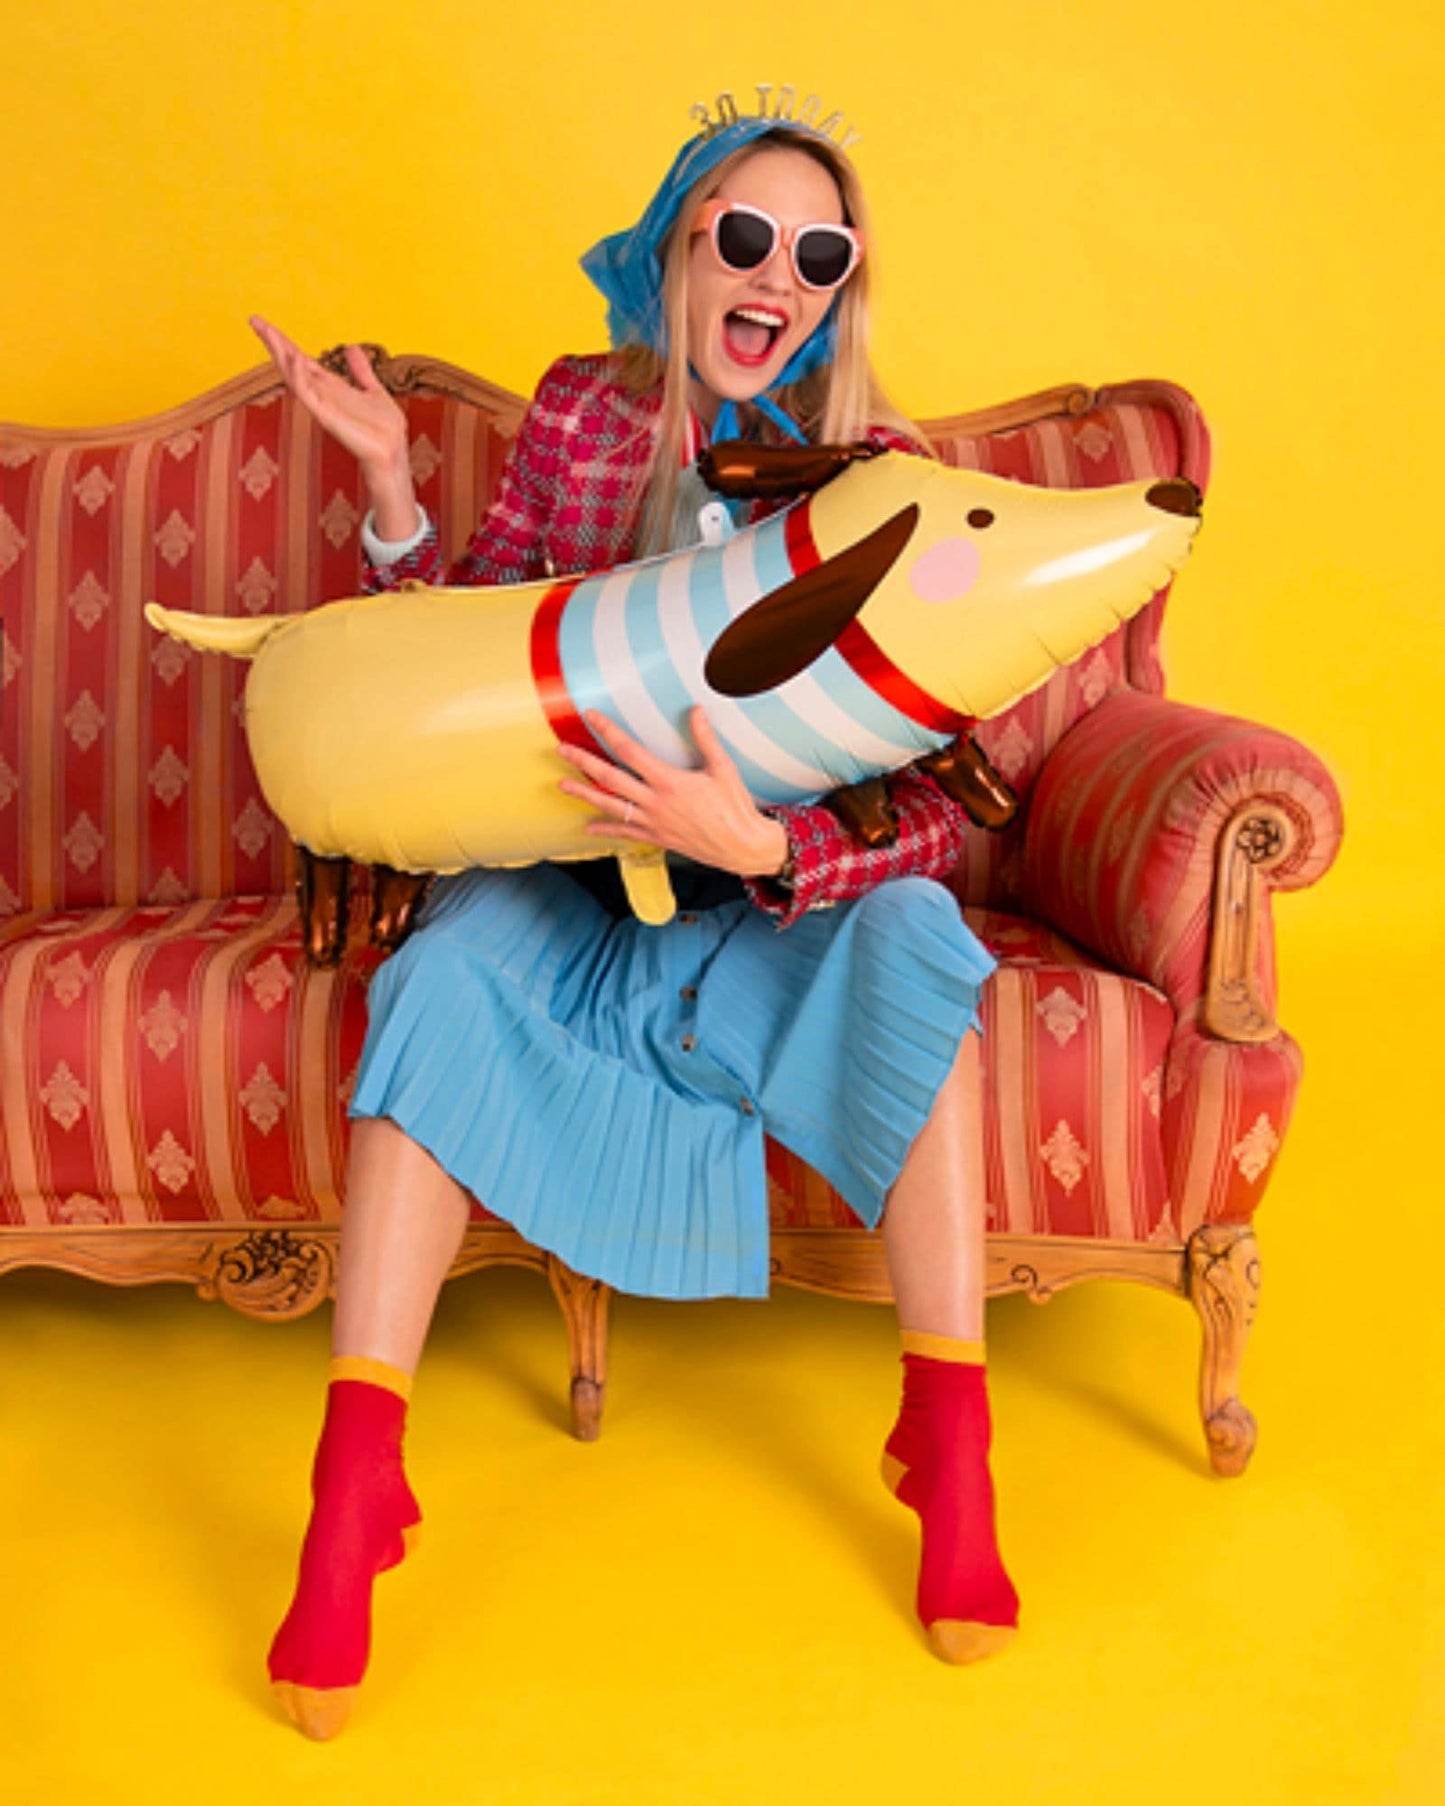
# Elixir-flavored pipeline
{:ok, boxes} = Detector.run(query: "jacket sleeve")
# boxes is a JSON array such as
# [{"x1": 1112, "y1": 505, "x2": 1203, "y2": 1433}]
[
  {"x1": 362, "y1": 358, "x2": 581, "y2": 594},
  {"x1": 743, "y1": 766, "x2": 971, "y2": 927}
]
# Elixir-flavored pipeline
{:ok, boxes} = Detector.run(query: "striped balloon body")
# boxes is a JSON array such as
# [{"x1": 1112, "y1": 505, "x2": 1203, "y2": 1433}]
[{"x1": 536, "y1": 499, "x2": 956, "y2": 805}]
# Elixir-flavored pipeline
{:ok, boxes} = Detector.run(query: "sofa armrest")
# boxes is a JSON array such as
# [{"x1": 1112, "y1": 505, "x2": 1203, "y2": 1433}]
[{"x1": 1019, "y1": 691, "x2": 1343, "y2": 1039}]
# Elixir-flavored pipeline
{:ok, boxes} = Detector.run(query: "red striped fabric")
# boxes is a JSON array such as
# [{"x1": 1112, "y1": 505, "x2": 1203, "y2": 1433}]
[
  {"x1": 767, "y1": 906, "x2": 1176, "y2": 1240},
  {"x1": 1022, "y1": 689, "x2": 1344, "y2": 1012},
  {"x1": 0, "y1": 380, "x2": 515, "y2": 917},
  {"x1": 0, "y1": 895, "x2": 503, "y2": 1229}
]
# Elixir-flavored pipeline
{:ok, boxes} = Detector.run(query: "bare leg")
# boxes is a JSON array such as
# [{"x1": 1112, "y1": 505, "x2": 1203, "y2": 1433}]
[
  {"x1": 881, "y1": 1029, "x2": 986, "y2": 1338},
  {"x1": 878, "y1": 1028, "x2": 1017, "y2": 1662},
  {"x1": 332, "y1": 1116, "x2": 472, "y2": 1373}
]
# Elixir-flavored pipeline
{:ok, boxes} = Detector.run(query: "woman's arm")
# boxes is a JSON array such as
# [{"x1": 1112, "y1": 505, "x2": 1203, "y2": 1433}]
[
  {"x1": 250, "y1": 317, "x2": 420, "y2": 539},
  {"x1": 742, "y1": 769, "x2": 971, "y2": 926},
  {"x1": 558, "y1": 710, "x2": 971, "y2": 921},
  {"x1": 362, "y1": 358, "x2": 593, "y2": 594}
]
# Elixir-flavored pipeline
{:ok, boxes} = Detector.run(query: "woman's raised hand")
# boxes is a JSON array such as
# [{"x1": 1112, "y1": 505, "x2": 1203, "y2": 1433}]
[{"x1": 249, "y1": 317, "x2": 419, "y2": 538}]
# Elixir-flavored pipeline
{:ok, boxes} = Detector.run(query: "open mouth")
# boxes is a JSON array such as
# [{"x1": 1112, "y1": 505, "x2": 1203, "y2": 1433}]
[{"x1": 722, "y1": 306, "x2": 788, "y2": 369}]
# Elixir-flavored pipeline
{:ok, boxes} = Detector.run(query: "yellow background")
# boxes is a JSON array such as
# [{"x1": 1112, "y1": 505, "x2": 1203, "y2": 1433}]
[{"x1": 2, "y1": 2, "x2": 1441, "y2": 1801}]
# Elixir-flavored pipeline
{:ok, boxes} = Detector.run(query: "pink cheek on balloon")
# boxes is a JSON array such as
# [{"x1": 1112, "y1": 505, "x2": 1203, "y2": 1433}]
[{"x1": 908, "y1": 536, "x2": 981, "y2": 604}]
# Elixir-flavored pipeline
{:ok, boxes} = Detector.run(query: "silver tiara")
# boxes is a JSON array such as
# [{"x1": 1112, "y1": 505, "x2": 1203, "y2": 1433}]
[{"x1": 690, "y1": 87, "x2": 861, "y2": 150}]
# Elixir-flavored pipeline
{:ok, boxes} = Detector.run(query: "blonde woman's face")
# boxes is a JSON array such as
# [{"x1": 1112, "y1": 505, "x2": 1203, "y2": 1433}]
[{"x1": 684, "y1": 146, "x2": 847, "y2": 417}]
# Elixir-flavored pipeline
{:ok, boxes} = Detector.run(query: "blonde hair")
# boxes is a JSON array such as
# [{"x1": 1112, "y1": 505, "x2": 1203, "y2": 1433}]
[{"x1": 610, "y1": 128, "x2": 925, "y2": 555}]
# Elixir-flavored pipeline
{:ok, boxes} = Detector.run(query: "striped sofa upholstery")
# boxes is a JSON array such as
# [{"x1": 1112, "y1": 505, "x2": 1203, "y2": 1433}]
[
  {"x1": 0, "y1": 356, "x2": 1343, "y2": 1465},
  {"x1": 1, "y1": 360, "x2": 521, "y2": 1232}
]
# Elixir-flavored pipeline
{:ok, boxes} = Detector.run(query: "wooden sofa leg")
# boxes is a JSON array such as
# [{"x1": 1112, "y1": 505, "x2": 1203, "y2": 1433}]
[
  {"x1": 1186, "y1": 1223, "x2": 1262, "y2": 1478},
  {"x1": 545, "y1": 1255, "x2": 612, "y2": 1441}
]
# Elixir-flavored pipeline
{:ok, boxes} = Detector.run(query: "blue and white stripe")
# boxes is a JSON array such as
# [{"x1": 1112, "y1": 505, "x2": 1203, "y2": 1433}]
[{"x1": 555, "y1": 506, "x2": 953, "y2": 805}]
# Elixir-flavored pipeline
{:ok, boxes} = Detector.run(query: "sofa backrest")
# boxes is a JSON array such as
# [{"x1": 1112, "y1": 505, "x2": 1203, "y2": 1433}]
[
  {"x1": 0, "y1": 360, "x2": 1206, "y2": 919},
  {"x1": 0, "y1": 356, "x2": 523, "y2": 917}
]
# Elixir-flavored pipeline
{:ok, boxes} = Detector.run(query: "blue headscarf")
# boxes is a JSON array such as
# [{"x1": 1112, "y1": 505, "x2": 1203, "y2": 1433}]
[{"x1": 579, "y1": 115, "x2": 845, "y2": 445}]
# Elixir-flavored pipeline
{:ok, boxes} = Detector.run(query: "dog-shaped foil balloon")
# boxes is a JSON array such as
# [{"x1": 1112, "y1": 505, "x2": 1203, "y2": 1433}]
[{"x1": 146, "y1": 443, "x2": 1200, "y2": 958}]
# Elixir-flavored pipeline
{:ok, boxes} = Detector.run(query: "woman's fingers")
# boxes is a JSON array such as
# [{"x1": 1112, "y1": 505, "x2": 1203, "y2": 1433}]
[
  {"x1": 581, "y1": 816, "x2": 653, "y2": 842},
  {"x1": 556, "y1": 741, "x2": 647, "y2": 805},
  {"x1": 345, "y1": 341, "x2": 386, "y2": 393},
  {"x1": 247, "y1": 316, "x2": 408, "y2": 474},
  {"x1": 250, "y1": 316, "x2": 314, "y2": 389},
  {"x1": 555, "y1": 791, "x2": 655, "y2": 842},
  {"x1": 557, "y1": 732, "x2": 664, "y2": 838},
  {"x1": 688, "y1": 707, "x2": 745, "y2": 788},
  {"x1": 248, "y1": 314, "x2": 284, "y2": 358},
  {"x1": 558, "y1": 777, "x2": 653, "y2": 842},
  {"x1": 558, "y1": 712, "x2": 780, "y2": 872},
  {"x1": 583, "y1": 711, "x2": 671, "y2": 787},
  {"x1": 251, "y1": 317, "x2": 362, "y2": 403},
  {"x1": 251, "y1": 316, "x2": 325, "y2": 401}
]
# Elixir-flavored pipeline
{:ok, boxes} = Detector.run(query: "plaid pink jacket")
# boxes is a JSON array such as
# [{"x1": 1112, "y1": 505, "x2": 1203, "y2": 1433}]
[{"x1": 364, "y1": 353, "x2": 973, "y2": 925}]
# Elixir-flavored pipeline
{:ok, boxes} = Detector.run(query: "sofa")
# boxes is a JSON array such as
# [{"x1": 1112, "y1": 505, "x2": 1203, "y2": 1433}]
[{"x1": 0, "y1": 350, "x2": 1342, "y2": 1466}]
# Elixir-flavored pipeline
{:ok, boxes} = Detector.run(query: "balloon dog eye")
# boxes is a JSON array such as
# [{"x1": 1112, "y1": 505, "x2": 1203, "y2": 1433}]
[{"x1": 967, "y1": 508, "x2": 995, "y2": 530}]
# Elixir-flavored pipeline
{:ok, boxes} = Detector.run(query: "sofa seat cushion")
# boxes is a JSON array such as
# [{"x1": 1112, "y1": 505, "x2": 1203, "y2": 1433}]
[
  {"x1": 4, "y1": 897, "x2": 1175, "y2": 1248},
  {"x1": 0, "y1": 895, "x2": 378, "y2": 1228},
  {"x1": 766, "y1": 907, "x2": 1178, "y2": 1244}
]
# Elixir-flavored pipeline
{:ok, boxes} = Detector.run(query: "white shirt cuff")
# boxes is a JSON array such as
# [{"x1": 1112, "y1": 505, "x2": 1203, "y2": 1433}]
[{"x1": 361, "y1": 503, "x2": 432, "y2": 565}]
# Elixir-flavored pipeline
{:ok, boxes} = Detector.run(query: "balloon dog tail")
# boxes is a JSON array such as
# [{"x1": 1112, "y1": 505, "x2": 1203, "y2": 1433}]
[{"x1": 144, "y1": 602, "x2": 291, "y2": 659}]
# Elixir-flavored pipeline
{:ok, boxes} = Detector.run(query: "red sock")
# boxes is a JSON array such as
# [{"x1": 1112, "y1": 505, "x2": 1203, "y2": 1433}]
[
  {"x1": 267, "y1": 1358, "x2": 421, "y2": 1726},
  {"x1": 882, "y1": 1335, "x2": 1019, "y2": 1661}
]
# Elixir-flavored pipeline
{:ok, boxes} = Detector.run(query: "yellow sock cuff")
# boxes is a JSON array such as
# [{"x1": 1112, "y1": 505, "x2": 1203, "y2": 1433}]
[
  {"x1": 329, "y1": 1355, "x2": 413, "y2": 1401},
  {"x1": 900, "y1": 1331, "x2": 985, "y2": 1366}
]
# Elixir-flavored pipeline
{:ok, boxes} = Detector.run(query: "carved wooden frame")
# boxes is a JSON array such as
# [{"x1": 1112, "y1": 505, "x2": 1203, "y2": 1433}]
[
  {"x1": 2, "y1": 350, "x2": 528, "y2": 444},
  {"x1": 0, "y1": 1220, "x2": 1259, "y2": 1473},
  {"x1": 1204, "y1": 802, "x2": 1296, "y2": 1043}
]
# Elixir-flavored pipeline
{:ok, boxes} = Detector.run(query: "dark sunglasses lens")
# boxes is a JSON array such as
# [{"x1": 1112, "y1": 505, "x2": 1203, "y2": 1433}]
[
  {"x1": 715, "y1": 210, "x2": 775, "y2": 271},
  {"x1": 796, "y1": 228, "x2": 854, "y2": 289}
]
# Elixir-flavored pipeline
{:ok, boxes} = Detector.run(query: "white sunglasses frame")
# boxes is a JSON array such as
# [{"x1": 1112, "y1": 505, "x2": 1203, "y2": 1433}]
[{"x1": 691, "y1": 199, "x2": 865, "y2": 293}]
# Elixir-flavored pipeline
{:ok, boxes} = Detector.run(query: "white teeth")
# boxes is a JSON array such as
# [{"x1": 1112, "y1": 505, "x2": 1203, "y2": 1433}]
[{"x1": 733, "y1": 307, "x2": 786, "y2": 328}]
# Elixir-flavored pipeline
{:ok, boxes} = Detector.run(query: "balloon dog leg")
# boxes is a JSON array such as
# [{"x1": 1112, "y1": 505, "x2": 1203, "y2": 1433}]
[
  {"x1": 369, "y1": 866, "x2": 434, "y2": 954},
  {"x1": 615, "y1": 846, "x2": 677, "y2": 926},
  {"x1": 823, "y1": 776, "x2": 899, "y2": 848},
  {"x1": 296, "y1": 847, "x2": 351, "y2": 969},
  {"x1": 918, "y1": 737, "x2": 1019, "y2": 832}
]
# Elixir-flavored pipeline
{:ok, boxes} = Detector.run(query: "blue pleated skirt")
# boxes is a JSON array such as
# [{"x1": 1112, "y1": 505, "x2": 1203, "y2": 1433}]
[{"x1": 349, "y1": 864, "x2": 995, "y2": 1299}]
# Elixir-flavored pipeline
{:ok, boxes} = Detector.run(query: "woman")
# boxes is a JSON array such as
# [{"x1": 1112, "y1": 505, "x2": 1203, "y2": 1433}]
[{"x1": 254, "y1": 100, "x2": 1019, "y2": 1743}]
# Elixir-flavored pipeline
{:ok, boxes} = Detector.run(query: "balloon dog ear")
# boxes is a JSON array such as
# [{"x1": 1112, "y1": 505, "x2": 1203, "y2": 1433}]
[
  {"x1": 698, "y1": 439, "x2": 884, "y2": 500},
  {"x1": 704, "y1": 505, "x2": 918, "y2": 697}
]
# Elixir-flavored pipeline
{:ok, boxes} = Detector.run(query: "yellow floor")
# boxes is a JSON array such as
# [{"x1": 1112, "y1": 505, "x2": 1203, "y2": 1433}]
[{"x1": 3, "y1": 920, "x2": 1440, "y2": 1805}]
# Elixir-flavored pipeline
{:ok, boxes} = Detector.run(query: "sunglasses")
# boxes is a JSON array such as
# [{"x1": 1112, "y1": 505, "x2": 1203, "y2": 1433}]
[{"x1": 691, "y1": 200, "x2": 865, "y2": 293}]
